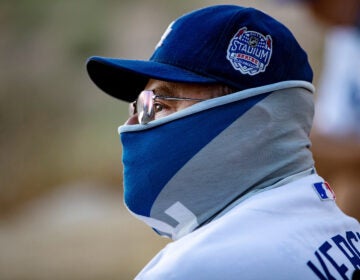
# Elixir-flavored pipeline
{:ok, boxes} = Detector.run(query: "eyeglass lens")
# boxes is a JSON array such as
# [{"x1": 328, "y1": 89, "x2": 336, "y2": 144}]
[{"x1": 136, "y1": 90, "x2": 154, "y2": 124}]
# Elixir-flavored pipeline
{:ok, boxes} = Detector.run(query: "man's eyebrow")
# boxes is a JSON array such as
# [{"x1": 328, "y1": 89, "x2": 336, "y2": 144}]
[{"x1": 152, "y1": 83, "x2": 178, "y2": 97}]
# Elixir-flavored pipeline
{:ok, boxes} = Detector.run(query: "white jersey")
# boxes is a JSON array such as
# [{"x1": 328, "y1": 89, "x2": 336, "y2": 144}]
[{"x1": 135, "y1": 174, "x2": 360, "y2": 279}]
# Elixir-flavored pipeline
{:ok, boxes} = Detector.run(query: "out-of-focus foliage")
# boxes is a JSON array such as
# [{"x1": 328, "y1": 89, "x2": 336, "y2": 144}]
[{"x1": 0, "y1": 1, "x2": 124, "y2": 215}]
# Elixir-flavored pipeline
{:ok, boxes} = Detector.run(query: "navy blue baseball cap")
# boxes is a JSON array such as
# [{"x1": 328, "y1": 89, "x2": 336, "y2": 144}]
[{"x1": 86, "y1": 5, "x2": 313, "y2": 102}]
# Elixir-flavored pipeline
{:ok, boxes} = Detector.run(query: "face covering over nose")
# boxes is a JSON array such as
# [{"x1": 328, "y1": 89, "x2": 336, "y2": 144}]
[{"x1": 118, "y1": 82, "x2": 315, "y2": 240}]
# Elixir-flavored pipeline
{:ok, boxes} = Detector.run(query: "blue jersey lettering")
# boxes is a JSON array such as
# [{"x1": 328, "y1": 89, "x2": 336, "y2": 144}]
[{"x1": 307, "y1": 231, "x2": 360, "y2": 279}]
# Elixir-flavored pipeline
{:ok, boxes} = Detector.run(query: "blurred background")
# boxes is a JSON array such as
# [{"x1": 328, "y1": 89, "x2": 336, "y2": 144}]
[{"x1": 1, "y1": 0, "x2": 359, "y2": 279}]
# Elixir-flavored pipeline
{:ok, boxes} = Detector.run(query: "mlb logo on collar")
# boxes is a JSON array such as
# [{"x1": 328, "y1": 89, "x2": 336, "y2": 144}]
[{"x1": 313, "y1": 182, "x2": 336, "y2": 201}]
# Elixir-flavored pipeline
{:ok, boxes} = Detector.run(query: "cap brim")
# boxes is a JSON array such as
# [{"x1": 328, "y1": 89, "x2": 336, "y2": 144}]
[{"x1": 86, "y1": 56, "x2": 218, "y2": 102}]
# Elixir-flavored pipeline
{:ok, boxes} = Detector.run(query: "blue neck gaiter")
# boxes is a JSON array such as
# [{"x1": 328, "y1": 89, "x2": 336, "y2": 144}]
[{"x1": 119, "y1": 82, "x2": 315, "y2": 240}]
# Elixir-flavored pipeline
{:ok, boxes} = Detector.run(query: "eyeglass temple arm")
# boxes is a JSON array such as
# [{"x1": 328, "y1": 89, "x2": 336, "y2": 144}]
[{"x1": 154, "y1": 95, "x2": 206, "y2": 101}]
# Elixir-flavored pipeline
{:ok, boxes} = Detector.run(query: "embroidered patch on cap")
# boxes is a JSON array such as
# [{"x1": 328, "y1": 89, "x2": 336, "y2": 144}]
[
  {"x1": 227, "y1": 27, "x2": 273, "y2": 76},
  {"x1": 313, "y1": 182, "x2": 336, "y2": 201}
]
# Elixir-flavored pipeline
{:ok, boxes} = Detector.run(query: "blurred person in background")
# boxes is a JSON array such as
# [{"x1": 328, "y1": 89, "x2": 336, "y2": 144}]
[
  {"x1": 304, "y1": 0, "x2": 360, "y2": 221},
  {"x1": 86, "y1": 5, "x2": 360, "y2": 279}
]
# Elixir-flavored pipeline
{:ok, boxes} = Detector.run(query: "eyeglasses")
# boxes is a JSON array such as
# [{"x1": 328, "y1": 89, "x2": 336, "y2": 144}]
[{"x1": 130, "y1": 90, "x2": 206, "y2": 124}]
